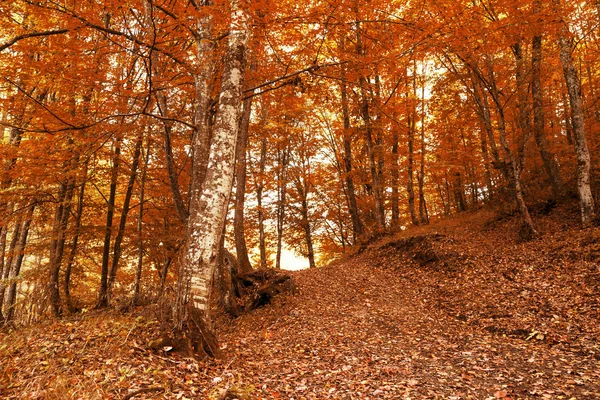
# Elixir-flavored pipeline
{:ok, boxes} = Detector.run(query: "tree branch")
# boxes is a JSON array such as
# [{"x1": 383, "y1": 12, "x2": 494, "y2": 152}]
[{"x1": 0, "y1": 29, "x2": 69, "y2": 52}]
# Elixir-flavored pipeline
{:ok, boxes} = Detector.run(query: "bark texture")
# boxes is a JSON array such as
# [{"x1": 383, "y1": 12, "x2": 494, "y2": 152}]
[
  {"x1": 556, "y1": 16, "x2": 595, "y2": 223},
  {"x1": 176, "y1": 1, "x2": 249, "y2": 346}
]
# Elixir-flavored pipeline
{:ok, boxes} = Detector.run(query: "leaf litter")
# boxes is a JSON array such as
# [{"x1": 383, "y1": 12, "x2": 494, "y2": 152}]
[{"x1": 1, "y1": 205, "x2": 599, "y2": 399}]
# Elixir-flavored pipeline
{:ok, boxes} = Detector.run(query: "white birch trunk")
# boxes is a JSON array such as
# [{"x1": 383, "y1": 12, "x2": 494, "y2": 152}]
[
  {"x1": 557, "y1": 31, "x2": 595, "y2": 224},
  {"x1": 177, "y1": 0, "x2": 249, "y2": 326}
]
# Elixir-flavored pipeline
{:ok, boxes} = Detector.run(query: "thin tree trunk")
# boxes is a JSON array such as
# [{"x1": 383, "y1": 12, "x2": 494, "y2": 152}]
[
  {"x1": 555, "y1": 10, "x2": 595, "y2": 223},
  {"x1": 407, "y1": 113, "x2": 419, "y2": 225},
  {"x1": 256, "y1": 134, "x2": 268, "y2": 269},
  {"x1": 512, "y1": 42, "x2": 533, "y2": 175},
  {"x1": 479, "y1": 126, "x2": 494, "y2": 199},
  {"x1": 160, "y1": 109, "x2": 189, "y2": 223},
  {"x1": 0, "y1": 226, "x2": 7, "y2": 322},
  {"x1": 418, "y1": 83, "x2": 429, "y2": 224},
  {"x1": 301, "y1": 193, "x2": 316, "y2": 269},
  {"x1": 97, "y1": 139, "x2": 121, "y2": 308},
  {"x1": 0, "y1": 212, "x2": 19, "y2": 318},
  {"x1": 484, "y1": 57, "x2": 538, "y2": 237},
  {"x1": 234, "y1": 94, "x2": 253, "y2": 273},
  {"x1": 437, "y1": 182, "x2": 449, "y2": 216},
  {"x1": 469, "y1": 72, "x2": 508, "y2": 179},
  {"x1": 146, "y1": 0, "x2": 189, "y2": 224},
  {"x1": 5, "y1": 203, "x2": 35, "y2": 322},
  {"x1": 354, "y1": 7, "x2": 385, "y2": 231},
  {"x1": 133, "y1": 137, "x2": 151, "y2": 306},
  {"x1": 444, "y1": 177, "x2": 452, "y2": 215},
  {"x1": 108, "y1": 131, "x2": 144, "y2": 297},
  {"x1": 48, "y1": 150, "x2": 77, "y2": 316},
  {"x1": 340, "y1": 52, "x2": 363, "y2": 240},
  {"x1": 275, "y1": 146, "x2": 289, "y2": 270},
  {"x1": 391, "y1": 127, "x2": 400, "y2": 224},
  {"x1": 531, "y1": 23, "x2": 564, "y2": 198},
  {"x1": 561, "y1": 88, "x2": 574, "y2": 145},
  {"x1": 64, "y1": 163, "x2": 88, "y2": 312},
  {"x1": 453, "y1": 172, "x2": 467, "y2": 212}
]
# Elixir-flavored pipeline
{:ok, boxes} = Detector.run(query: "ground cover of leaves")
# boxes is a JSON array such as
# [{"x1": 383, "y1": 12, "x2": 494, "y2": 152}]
[{"x1": 1, "y1": 205, "x2": 599, "y2": 399}]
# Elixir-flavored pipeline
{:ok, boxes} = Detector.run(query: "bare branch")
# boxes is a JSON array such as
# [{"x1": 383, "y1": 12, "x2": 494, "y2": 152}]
[{"x1": 0, "y1": 29, "x2": 69, "y2": 52}]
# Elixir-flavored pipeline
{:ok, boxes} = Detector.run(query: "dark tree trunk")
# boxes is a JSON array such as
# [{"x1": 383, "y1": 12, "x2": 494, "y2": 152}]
[
  {"x1": 108, "y1": 131, "x2": 144, "y2": 298},
  {"x1": 5, "y1": 203, "x2": 35, "y2": 322},
  {"x1": 407, "y1": 114, "x2": 419, "y2": 226},
  {"x1": 340, "y1": 50, "x2": 363, "y2": 241},
  {"x1": 275, "y1": 146, "x2": 290, "y2": 270},
  {"x1": 160, "y1": 114, "x2": 189, "y2": 223},
  {"x1": 257, "y1": 134, "x2": 268, "y2": 270},
  {"x1": 48, "y1": 150, "x2": 77, "y2": 316},
  {"x1": 64, "y1": 164, "x2": 88, "y2": 312},
  {"x1": 0, "y1": 212, "x2": 20, "y2": 319},
  {"x1": 390, "y1": 127, "x2": 400, "y2": 225},
  {"x1": 97, "y1": 139, "x2": 121, "y2": 309},
  {"x1": 234, "y1": 94, "x2": 253, "y2": 274},
  {"x1": 531, "y1": 21, "x2": 564, "y2": 199},
  {"x1": 133, "y1": 138, "x2": 151, "y2": 306},
  {"x1": 354, "y1": 8, "x2": 385, "y2": 231},
  {"x1": 418, "y1": 84, "x2": 429, "y2": 224},
  {"x1": 453, "y1": 172, "x2": 467, "y2": 212}
]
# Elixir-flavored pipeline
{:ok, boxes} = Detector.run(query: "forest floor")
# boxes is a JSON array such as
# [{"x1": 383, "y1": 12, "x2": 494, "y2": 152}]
[{"x1": 1, "y1": 203, "x2": 600, "y2": 399}]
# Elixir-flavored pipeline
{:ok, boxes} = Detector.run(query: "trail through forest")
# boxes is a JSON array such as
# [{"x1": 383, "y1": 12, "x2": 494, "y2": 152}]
[{"x1": 1, "y1": 206, "x2": 599, "y2": 399}]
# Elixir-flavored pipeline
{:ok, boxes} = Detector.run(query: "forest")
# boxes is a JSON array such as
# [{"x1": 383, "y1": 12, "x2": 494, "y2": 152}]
[{"x1": 1, "y1": 0, "x2": 600, "y2": 398}]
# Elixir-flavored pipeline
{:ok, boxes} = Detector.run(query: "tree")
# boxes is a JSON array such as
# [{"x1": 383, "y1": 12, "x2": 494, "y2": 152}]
[{"x1": 175, "y1": 0, "x2": 250, "y2": 354}]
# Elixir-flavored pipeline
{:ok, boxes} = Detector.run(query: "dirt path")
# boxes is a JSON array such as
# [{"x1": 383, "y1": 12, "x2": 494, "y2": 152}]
[{"x1": 219, "y1": 215, "x2": 600, "y2": 399}]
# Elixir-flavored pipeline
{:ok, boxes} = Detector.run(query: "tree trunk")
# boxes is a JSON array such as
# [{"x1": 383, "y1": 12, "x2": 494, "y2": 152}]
[
  {"x1": 354, "y1": 8, "x2": 385, "y2": 231},
  {"x1": 484, "y1": 57, "x2": 538, "y2": 237},
  {"x1": 256, "y1": 134, "x2": 268, "y2": 269},
  {"x1": 531, "y1": 28, "x2": 563, "y2": 198},
  {"x1": 159, "y1": 104, "x2": 189, "y2": 223},
  {"x1": 295, "y1": 180, "x2": 316, "y2": 269},
  {"x1": 339, "y1": 52, "x2": 363, "y2": 241},
  {"x1": 97, "y1": 138, "x2": 121, "y2": 309},
  {"x1": 390, "y1": 126, "x2": 400, "y2": 225},
  {"x1": 145, "y1": 0, "x2": 190, "y2": 224},
  {"x1": 0, "y1": 211, "x2": 19, "y2": 319},
  {"x1": 0, "y1": 226, "x2": 7, "y2": 322},
  {"x1": 108, "y1": 131, "x2": 144, "y2": 297},
  {"x1": 133, "y1": 137, "x2": 151, "y2": 306},
  {"x1": 190, "y1": 6, "x2": 217, "y2": 212},
  {"x1": 234, "y1": 94, "x2": 253, "y2": 273},
  {"x1": 176, "y1": 0, "x2": 248, "y2": 357},
  {"x1": 275, "y1": 146, "x2": 289, "y2": 270},
  {"x1": 556, "y1": 15, "x2": 595, "y2": 223},
  {"x1": 512, "y1": 42, "x2": 533, "y2": 175},
  {"x1": 48, "y1": 149, "x2": 78, "y2": 316},
  {"x1": 407, "y1": 113, "x2": 419, "y2": 226},
  {"x1": 157, "y1": 256, "x2": 172, "y2": 300},
  {"x1": 418, "y1": 83, "x2": 429, "y2": 224},
  {"x1": 469, "y1": 72, "x2": 508, "y2": 179},
  {"x1": 453, "y1": 172, "x2": 467, "y2": 212},
  {"x1": 5, "y1": 203, "x2": 35, "y2": 322},
  {"x1": 64, "y1": 163, "x2": 88, "y2": 312}
]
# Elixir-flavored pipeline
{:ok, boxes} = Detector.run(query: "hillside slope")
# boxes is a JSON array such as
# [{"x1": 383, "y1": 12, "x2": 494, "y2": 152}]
[{"x1": 1, "y1": 206, "x2": 599, "y2": 399}]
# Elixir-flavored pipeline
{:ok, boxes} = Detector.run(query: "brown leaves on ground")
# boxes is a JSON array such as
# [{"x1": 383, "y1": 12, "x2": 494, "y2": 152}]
[{"x1": 1, "y1": 205, "x2": 599, "y2": 399}]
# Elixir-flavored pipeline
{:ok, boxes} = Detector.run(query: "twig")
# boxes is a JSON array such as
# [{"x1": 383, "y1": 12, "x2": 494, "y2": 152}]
[{"x1": 123, "y1": 323, "x2": 137, "y2": 344}]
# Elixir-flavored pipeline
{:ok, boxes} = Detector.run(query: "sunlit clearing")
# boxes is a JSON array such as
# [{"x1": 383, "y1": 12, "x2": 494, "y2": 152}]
[{"x1": 279, "y1": 248, "x2": 310, "y2": 271}]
